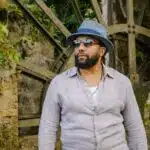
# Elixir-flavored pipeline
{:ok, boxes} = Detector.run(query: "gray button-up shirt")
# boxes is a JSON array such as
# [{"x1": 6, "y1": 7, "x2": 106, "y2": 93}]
[{"x1": 38, "y1": 65, "x2": 148, "y2": 150}]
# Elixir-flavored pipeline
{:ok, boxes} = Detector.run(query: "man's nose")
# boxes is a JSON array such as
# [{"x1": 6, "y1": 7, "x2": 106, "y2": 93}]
[{"x1": 78, "y1": 43, "x2": 86, "y2": 51}]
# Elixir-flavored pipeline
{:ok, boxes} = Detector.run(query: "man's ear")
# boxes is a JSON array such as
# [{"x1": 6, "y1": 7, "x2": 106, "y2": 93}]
[{"x1": 100, "y1": 47, "x2": 106, "y2": 57}]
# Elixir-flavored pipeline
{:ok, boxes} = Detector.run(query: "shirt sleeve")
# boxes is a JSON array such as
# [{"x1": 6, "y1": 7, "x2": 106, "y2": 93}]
[
  {"x1": 122, "y1": 79, "x2": 148, "y2": 150},
  {"x1": 38, "y1": 77, "x2": 61, "y2": 150}
]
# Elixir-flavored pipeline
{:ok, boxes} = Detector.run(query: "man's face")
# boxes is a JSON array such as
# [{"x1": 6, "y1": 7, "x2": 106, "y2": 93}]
[{"x1": 73, "y1": 36, "x2": 106, "y2": 69}]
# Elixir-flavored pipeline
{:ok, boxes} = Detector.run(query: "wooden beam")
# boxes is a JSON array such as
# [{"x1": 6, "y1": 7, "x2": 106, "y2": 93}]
[
  {"x1": 14, "y1": 0, "x2": 72, "y2": 74},
  {"x1": 128, "y1": 30, "x2": 139, "y2": 83},
  {"x1": 128, "y1": 33, "x2": 136, "y2": 73},
  {"x1": 118, "y1": 0, "x2": 127, "y2": 18},
  {"x1": 71, "y1": 0, "x2": 83, "y2": 23},
  {"x1": 127, "y1": 0, "x2": 134, "y2": 25},
  {"x1": 19, "y1": 114, "x2": 40, "y2": 120},
  {"x1": 127, "y1": 0, "x2": 138, "y2": 83},
  {"x1": 14, "y1": 0, "x2": 67, "y2": 56},
  {"x1": 107, "y1": 0, "x2": 113, "y2": 26},
  {"x1": 35, "y1": 0, "x2": 70, "y2": 37},
  {"x1": 108, "y1": 24, "x2": 128, "y2": 35},
  {"x1": 17, "y1": 60, "x2": 56, "y2": 81},
  {"x1": 136, "y1": 3, "x2": 146, "y2": 25},
  {"x1": 90, "y1": 0, "x2": 107, "y2": 27},
  {"x1": 19, "y1": 118, "x2": 40, "y2": 127},
  {"x1": 40, "y1": 81, "x2": 50, "y2": 113},
  {"x1": 135, "y1": 25, "x2": 150, "y2": 37}
]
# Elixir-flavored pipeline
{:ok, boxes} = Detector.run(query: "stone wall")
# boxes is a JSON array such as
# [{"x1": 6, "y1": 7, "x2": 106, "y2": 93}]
[{"x1": 0, "y1": 73, "x2": 18, "y2": 149}]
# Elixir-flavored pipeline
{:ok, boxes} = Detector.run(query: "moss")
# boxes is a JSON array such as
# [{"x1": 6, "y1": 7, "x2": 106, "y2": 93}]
[
  {"x1": 0, "y1": 118, "x2": 18, "y2": 150},
  {"x1": 133, "y1": 83, "x2": 149, "y2": 120},
  {"x1": 145, "y1": 104, "x2": 150, "y2": 135}
]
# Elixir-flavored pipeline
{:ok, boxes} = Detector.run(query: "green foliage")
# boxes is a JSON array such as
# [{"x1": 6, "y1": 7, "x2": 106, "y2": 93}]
[
  {"x1": 13, "y1": 0, "x2": 96, "y2": 45},
  {"x1": 0, "y1": 42, "x2": 21, "y2": 69},
  {"x1": 25, "y1": 3, "x2": 58, "y2": 37},
  {"x1": 134, "y1": 83, "x2": 149, "y2": 120},
  {"x1": 48, "y1": 0, "x2": 96, "y2": 32},
  {"x1": 144, "y1": 103, "x2": 150, "y2": 126},
  {"x1": 0, "y1": 23, "x2": 21, "y2": 69},
  {"x1": 136, "y1": 48, "x2": 145, "y2": 62},
  {"x1": 0, "y1": 23, "x2": 8, "y2": 41},
  {"x1": 7, "y1": 4, "x2": 23, "y2": 17},
  {"x1": 84, "y1": 8, "x2": 96, "y2": 19}
]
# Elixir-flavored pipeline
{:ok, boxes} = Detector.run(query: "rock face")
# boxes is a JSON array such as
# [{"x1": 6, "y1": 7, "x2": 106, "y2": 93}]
[
  {"x1": 7, "y1": 3, "x2": 55, "y2": 119},
  {"x1": 18, "y1": 41, "x2": 55, "y2": 119},
  {"x1": 18, "y1": 75, "x2": 43, "y2": 117},
  {"x1": 0, "y1": 74, "x2": 18, "y2": 149},
  {"x1": 6, "y1": 3, "x2": 57, "y2": 148}
]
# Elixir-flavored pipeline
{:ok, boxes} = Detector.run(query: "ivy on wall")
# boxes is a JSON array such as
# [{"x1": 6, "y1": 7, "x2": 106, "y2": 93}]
[{"x1": 0, "y1": 23, "x2": 21, "y2": 70}]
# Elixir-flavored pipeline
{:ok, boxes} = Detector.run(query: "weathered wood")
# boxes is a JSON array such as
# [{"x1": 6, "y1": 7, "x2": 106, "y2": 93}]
[
  {"x1": 128, "y1": 33, "x2": 137, "y2": 78},
  {"x1": 35, "y1": 0, "x2": 70, "y2": 37},
  {"x1": 108, "y1": 24, "x2": 128, "y2": 35},
  {"x1": 107, "y1": 0, "x2": 113, "y2": 25},
  {"x1": 135, "y1": 3, "x2": 147, "y2": 44},
  {"x1": 136, "y1": 25, "x2": 150, "y2": 37},
  {"x1": 19, "y1": 114, "x2": 40, "y2": 120},
  {"x1": 118, "y1": 0, "x2": 127, "y2": 18},
  {"x1": 127, "y1": 0, "x2": 138, "y2": 83},
  {"x1": 19, "y1": 118, "x2": 40, "y2": 127},
  {"x1": 90, "y1": 0, "x2": 107, "y2": 26},
  {"x1": 136, "y1": 3, "x2": 146, "y2": 25},
  {"x1": 14, "y1": 0, "x2": 68, "y2": 56},
  {"x1": 40, "y1": 81, "x2": 50, "y2": 113},
  {"x1": 71, "y1": 0, "x2": 83, "y2": 23},
  {"x1": 127, "y1": 0, "x2": 134, "y2": 25},
  {"x1": 51, "y1": 52, "x2": 66, "y2": 71},
  {"x1": 101, "y1": 0, "x2": 108, "y2": 24},
  {"x1": 17, "y1": 60, "x2": 56, "y2": 81}
]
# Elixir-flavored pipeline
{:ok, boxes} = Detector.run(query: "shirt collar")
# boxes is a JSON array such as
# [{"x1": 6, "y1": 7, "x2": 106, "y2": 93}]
[
  {"x1": 66, "y1": 64, "x2": 114, "y2": 79},
  {"x1": 103, "y1": 64, "x2": 114, "y2": 79}
]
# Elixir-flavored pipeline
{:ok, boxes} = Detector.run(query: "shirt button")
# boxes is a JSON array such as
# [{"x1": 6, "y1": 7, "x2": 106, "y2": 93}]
[{"x1": 92, "y1": 106, "x2": 96, "y2": 111}]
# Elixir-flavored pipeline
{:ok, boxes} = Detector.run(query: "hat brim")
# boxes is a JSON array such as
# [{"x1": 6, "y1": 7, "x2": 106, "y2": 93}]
[{"x1": 66, "y1": 32, "x2": 114, "y2": 52}]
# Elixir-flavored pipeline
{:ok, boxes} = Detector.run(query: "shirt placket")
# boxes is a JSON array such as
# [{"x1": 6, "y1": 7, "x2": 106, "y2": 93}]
[{"x1": 76, "y1": 75, "x2": 106, "y2": 150}]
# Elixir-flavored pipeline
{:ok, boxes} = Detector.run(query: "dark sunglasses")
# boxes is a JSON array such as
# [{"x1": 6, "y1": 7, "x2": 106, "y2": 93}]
[{"x1": 72, "y1": 39, "x2": 100, "y2": 48}]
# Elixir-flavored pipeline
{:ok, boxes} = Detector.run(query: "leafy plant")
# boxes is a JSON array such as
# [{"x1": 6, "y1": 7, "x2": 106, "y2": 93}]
[
  {"x1": 0, "y1": 23, "x2": 8, "y2": 42},
  {"x1": 7, "y1": 4, "x2": 23, "y2": 17},
  {"x1": 0, "y1": 23, "x2": 21, "y2": 70}
]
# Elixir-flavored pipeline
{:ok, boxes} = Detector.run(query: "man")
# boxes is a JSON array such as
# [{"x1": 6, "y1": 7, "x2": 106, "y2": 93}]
[{"x1": 38, "y1": 19, "x2": 148, "y2": 150}]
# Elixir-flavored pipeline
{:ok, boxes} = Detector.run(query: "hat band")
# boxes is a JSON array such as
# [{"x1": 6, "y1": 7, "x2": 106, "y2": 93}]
[{"x1": 77, "y1": 28, "x2": 102, "y2": 36}]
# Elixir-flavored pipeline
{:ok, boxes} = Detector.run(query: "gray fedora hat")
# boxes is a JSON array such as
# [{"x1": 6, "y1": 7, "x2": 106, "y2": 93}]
[{"x1": 66, "y1": 19, "x2": 114, "y2": 52}]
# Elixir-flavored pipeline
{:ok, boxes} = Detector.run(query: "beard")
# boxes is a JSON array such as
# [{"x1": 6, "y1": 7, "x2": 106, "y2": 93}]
[{"x1": 75, "y1": 53, "x2": 99, "y2": 69}]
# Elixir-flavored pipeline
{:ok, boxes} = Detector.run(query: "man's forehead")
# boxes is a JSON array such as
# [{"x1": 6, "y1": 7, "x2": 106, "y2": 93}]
[{"x1": 75, "y1": 35, "x2": 96, "y2": 40}]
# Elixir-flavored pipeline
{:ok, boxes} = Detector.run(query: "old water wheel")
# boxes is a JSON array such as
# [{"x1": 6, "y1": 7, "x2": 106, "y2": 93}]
[{"x1": 0, "y1": 0, "x2": 150, "y2": 149}]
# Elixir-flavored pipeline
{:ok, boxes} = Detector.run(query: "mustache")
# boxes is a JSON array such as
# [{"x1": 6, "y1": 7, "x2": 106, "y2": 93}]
[
  {"x1": 75, "y1": 53, "x2": 87, "y2": 57},
  {"x1": 75, "y1": 55, "x2": 88, "y2": 60}
]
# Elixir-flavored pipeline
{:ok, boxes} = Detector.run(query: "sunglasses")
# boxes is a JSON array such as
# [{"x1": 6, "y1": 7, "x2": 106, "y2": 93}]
[{"x1": 72, "y1": 39, "x2": 100, "y2": 48}]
